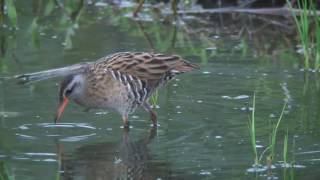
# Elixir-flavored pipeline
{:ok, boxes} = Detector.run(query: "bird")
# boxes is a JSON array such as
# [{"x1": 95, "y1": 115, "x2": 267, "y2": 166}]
[{"x1": 16, "y1": 52, "x2": 198, "y2": 127}]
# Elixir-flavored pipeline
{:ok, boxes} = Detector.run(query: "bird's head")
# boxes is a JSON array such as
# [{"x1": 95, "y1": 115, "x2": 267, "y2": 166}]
[{"x1": 54, "y1": 74, "x2": 84, "y2": 123}]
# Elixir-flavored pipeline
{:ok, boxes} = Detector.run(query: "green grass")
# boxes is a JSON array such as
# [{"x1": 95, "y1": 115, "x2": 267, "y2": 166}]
[
  {"x1": 29, "y1": 18, "x2": 40, "y2": 48},
  {"x1": 287, "y1": 0, "x2": 310, "y2": 69},
  {"x1": 5, "y1": 0, "x2": 17, "y2": 27},
  {"x1": 267, "y1": 102, "x2": 287, "y2": 166},
  {"x1": 248, "y1": 93, "x2": 259, "y2": 166},
  {"x1": 0, "y1": 161, "x2": 15, "y2": 180},
  {"x1": 150, "y1": 90, "x2": 159, "y2": 107},
  {"x1": 283, "y1": 128, "x2": 289, "y2": 165},
  {"x1": 287, "y1": 0, "x2": 320, "y2": 70},
  {"x1": 312, "y1": 2, "x2": 320, "y2": 70},
  {"x1": 248, "y1": 94, "x2": 287, "y2": 168},
  {"x1": 55, "y1": 158, "x2": 61, "y2": 180}
]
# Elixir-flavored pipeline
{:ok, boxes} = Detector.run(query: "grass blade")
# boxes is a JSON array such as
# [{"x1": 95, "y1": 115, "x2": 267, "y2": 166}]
[
  {"x1": 5, "y1": 0, "x2": 17, "y2": 27},
  {"x1": 248, "y1": 92, "x2": 258, "y2": 165}
]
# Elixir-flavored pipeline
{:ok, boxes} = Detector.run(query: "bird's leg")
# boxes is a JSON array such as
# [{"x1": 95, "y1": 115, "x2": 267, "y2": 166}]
[
  {"x1": 122, "y1": 115, "x2": 130, "y2": 129},
  {"x1": 150, "y1": 110, "x2": 157, "y2": 125},
  {"x1": 143, "y1": 102, "x2": 158, "y2": 127}
]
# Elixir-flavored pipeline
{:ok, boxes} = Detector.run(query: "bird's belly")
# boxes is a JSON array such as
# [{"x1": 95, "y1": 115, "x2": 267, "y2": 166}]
[
  {"x1": 73, "y1": 95, "x2": 115, "y2": 109},
  {"x1": 77, "y1": 85, "x2": 136, "y2": 115}
]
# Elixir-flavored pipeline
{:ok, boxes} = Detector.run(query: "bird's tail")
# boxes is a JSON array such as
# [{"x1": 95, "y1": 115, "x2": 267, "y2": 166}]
[{"x1": 15, "y1": 62, "x2": 90, "y2": 85}]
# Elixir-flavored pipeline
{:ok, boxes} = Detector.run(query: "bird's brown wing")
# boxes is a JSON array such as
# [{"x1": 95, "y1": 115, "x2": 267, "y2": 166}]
[
  {"x1": 96, "y1": 52, "x2": 197, "y2": 87},
  {"x1": 93, "y1": 52, "x2": 198, "y2": 103}
]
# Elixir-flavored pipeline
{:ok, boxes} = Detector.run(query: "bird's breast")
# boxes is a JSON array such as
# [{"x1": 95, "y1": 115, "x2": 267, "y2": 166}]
[{"x1": 75, "y1": 75, "x2": 134, "y2": 114}]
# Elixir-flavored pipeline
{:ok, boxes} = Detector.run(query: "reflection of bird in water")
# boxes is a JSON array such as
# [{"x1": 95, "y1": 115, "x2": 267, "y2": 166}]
[
  {"x1": 57, "y1": 128, "x2": 166, "y2": 180},
  {"x1": 16, "y1": 52, "x2": 198, "y2": 127}
]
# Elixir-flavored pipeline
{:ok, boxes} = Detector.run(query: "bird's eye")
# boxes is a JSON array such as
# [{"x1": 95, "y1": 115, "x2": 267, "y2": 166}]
[
  {"x1": 65, "y1": 89, "x2": 72, "y2": 96},
  {"x1": 64, "y1": 83, "x2": 77, "y2": 97}
]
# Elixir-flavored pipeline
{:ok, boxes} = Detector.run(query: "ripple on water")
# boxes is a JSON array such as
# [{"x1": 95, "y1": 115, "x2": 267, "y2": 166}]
[
  {"x1": 60, "y1": 133, "x2": 97, "y2": 142},
  {"x1": 247, "y1": 162, "x2": 306, "y2": 174},
  {"x1": 222, "y1": 95, "x2": 249, "y2": 100},
  {"x1": 16, "y1": 133, "x2": 37, "y2": 140},
  {"x1": 15, "y1": 123, "x2": 98, "y2": 142},
  {"x1": 95, "y1": 111, "x2": 109, "y2": 115},
  {"x1": 294, "y1": 150, "x2": 320, "y2": 155},
  {"x1": 75, "y1": 124, "x2": 96, "y2": 130},
  {"x1": 196, "y1": 100, "x2": 203, "y2": 103},
  {"x1": 24, "y1": 153, "x2": 56, "y2": 156},
  {"x1": 37, "y1": 122, "x2": 96, "y2": 129},
  {"x1": 0, "y1": 111, "x2": 20, "y2": 118},
  {"x1": 18, "y1": 124, "x2": 31, "y2": 130},
  {"x1": 233, "y1": 95, "x2": 249, "y2": 100},
  {"x1": 12, "y1": 156, "x2": 30, "y2": 160},
  {"x1": 199, "y1": 170, "x2": 212, "y2": 175},
  {"x1": 31, "y1": 159, "x2": 57, "y2": 162},
  {"x1": 202, "y1": 71, "x2": 211, "y2": 74},
  {"x1": 10, "y1": 153, "x2": 58, "y2": 163},
  {"x1": 246, "y1": 165, "x2": 268, "y2": 173}
]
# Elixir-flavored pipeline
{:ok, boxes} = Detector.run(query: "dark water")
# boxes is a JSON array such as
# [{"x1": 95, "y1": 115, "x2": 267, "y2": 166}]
[{"x1": 0, "y1": 2, "x2": 320, "y2": 180}]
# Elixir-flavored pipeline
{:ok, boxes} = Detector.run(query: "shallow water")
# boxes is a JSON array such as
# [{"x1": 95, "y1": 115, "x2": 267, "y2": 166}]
[{"x1": 0, "y1": 2, "x2": 320, "y2": 180}]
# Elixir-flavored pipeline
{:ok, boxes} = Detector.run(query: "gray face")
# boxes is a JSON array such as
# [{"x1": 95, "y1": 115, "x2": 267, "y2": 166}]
[
  {"x1": 59, "y1": 74, "x2": 85, "y2": 104},
  {"x1": 59, "y1": 74, "x2": 82, "y2": 103}
]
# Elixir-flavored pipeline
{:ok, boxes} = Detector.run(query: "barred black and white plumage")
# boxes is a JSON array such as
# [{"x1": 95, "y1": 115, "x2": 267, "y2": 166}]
[
  {"x1": 104, "y1": 69, "x2": 150, "y2": 104},
  {"x1": 15, "y1": 52, "x2": 198, "y2": 127}
]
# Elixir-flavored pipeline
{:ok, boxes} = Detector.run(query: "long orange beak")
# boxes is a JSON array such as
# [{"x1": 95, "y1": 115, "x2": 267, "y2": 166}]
[{"x1": 54, "y1": 97, "x2": 69, "y2": 124}]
